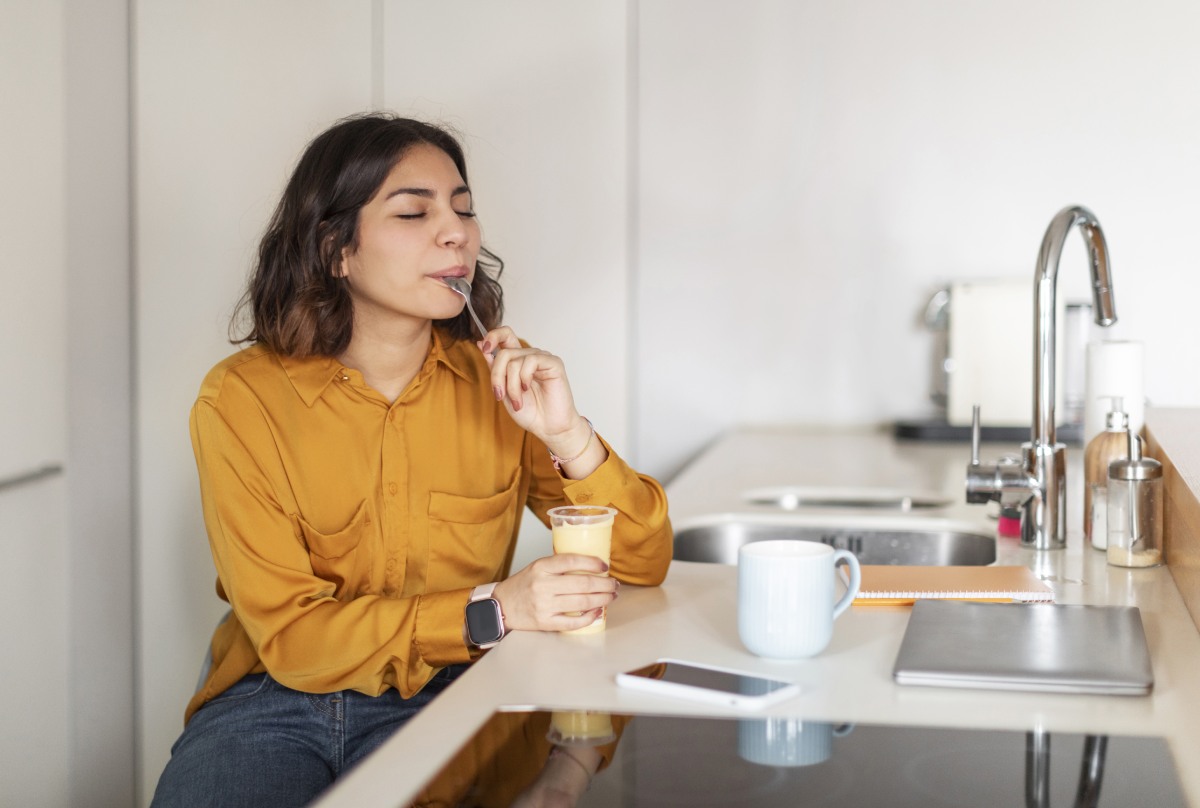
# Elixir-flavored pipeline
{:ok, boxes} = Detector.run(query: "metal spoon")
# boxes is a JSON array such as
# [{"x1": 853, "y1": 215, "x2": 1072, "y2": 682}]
[{"x1": 443, "y1": 277, "x2": 489, "y2": 341}]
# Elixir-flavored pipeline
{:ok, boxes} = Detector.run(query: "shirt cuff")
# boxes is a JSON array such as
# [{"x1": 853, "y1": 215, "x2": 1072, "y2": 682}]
[
  {"x1": 559, "y1": 434, "x2": 628, "y2": 506},
  {"x1": 414, "y1": 588, "x2": 475, "y2": 667}
]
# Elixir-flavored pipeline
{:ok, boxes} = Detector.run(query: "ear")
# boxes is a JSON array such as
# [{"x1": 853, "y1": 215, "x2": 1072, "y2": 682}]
[{"x1": 331, "y1": 244, "x2": 350, "y2": 279}]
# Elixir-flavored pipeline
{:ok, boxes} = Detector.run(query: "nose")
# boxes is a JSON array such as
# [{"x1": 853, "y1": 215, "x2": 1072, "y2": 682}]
[{"x1": 435, "y1": 207, "x2": 470, "y2": 248}]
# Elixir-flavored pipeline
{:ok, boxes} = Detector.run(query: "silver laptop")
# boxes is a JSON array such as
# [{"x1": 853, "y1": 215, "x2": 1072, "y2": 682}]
[{"x1": 893, "y1": 600, "x2": 1154, "y2": 695}]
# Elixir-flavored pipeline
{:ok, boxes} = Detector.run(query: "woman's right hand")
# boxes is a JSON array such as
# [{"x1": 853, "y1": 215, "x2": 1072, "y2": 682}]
[{"x1": 493, "y1": 554, "x2": 620, "y2": 633}]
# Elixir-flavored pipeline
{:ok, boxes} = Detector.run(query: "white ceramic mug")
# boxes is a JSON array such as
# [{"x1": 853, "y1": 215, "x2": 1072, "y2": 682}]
[
  {"x1": 737, "y1": 718, "x2": 855, "y2": 767},
  {"x1": 737, "y1": 540, "x2": 861, "y2": 659}
]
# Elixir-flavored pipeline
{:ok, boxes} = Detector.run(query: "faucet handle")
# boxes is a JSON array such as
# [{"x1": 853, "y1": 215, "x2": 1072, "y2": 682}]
[
  {"x1": 964, "y1": 407, "x2": 1034, "y2": 507},
  {"x1": 970, "y1": 404, "x2": 982, "y2": 466},
  {"x1": 965, "y1": 403, "x2": 996, "y2": 504}
]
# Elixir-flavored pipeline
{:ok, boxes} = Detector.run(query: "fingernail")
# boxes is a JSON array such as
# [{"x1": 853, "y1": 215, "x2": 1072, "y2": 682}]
[
  {"x1": 521, "y1": 381, "x2": 528, "y2": 392},
  {"x1": 481, "y1": 341, "x2": 491, "y2": 353},
  {"x1": 512, "y1": 396, "x2": 522, "y2": 412},
  {"x1": 493, "y1": 385, "x2": 503, "y2": 401}
]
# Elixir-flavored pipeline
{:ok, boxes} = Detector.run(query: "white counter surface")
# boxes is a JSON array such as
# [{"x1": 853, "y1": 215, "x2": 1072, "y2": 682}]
[{"x1": 316, "y1": 426, "x2": 1200, "y2": 807}]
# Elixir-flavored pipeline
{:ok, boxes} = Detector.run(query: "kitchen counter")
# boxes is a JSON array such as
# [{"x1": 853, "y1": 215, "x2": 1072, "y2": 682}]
[{"x1": 315, "y1": 416, "x2": 1200, "y2": 807}]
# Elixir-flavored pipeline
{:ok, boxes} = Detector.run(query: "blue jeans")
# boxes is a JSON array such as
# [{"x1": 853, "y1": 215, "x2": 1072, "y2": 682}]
[{"x1": 151, "y1": 665, "x2": 468, "y2": 808}]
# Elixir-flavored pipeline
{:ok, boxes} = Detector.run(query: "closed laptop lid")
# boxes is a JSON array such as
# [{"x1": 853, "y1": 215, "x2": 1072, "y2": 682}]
[{"x1": 893, "y1": 600, "x2": 1154, "y2": 695}]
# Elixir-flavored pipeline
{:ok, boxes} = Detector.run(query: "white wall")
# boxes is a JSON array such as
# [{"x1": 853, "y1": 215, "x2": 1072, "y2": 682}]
[
  {"x1": 636, "y1": 0, "x2": 1200, "y2": 477},
  {"x1": 0, "y1": 2, "x2": 70, "y2": 806}
]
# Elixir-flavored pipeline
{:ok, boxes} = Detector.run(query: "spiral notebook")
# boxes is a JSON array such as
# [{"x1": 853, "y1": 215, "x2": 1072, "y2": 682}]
[{"x1": 852, "y1": 565, "x2": 1055, "y2": 605}]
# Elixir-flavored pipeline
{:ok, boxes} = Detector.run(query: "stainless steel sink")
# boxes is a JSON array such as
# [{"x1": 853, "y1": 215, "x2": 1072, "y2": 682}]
[
  {"x1": 742, "y1": 486, "x2": 951, "y2": 511},
  {"x1": 672, "y1": 514, "x2": 996, "y2": 566}
]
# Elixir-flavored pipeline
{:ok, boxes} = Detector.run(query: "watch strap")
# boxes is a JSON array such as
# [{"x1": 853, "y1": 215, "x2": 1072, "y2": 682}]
[{"x1": 470, "y1": 582, "x2": 498, "y2": 602}]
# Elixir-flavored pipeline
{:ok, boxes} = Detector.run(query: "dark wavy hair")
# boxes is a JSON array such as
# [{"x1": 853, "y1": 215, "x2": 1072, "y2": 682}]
[{"x1": 231, "y1": 113, "x2": 504, "y2": 356}]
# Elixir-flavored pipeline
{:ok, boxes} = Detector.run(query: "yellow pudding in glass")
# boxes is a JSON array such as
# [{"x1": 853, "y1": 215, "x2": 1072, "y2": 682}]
[{"x1": 548, "y1": 506, "x2": 615, "y2": 635}]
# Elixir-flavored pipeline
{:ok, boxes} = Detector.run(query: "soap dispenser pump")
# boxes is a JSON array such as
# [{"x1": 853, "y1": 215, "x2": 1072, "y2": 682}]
[{"x1": 1084, "y1": 396, "x2": 1130, "y2": 549}]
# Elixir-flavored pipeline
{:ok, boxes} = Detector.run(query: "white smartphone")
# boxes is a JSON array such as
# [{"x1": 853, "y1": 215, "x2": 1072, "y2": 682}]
[{"x1": 615, "y1": 658, "x2": 802, "y2": 710}]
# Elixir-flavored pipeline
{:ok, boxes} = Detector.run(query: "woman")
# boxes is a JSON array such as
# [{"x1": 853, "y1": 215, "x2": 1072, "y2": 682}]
[{"x1": 151, "y1": 113, "x2": 672, "y2": 807}]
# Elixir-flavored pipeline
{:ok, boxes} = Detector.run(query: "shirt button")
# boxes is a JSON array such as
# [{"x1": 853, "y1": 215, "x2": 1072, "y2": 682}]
[{"x1": 388, "y1": 482, "x2": 398, "y2": 495}]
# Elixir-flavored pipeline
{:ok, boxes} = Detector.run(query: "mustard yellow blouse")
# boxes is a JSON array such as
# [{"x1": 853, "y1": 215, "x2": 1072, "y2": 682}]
[{"x1": 184, "y1": 329, "x2": 672, "y2": 723}]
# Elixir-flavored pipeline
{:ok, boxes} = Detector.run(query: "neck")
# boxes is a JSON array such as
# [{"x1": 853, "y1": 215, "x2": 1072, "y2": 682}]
[{"x1": 338, "y1": 316, "x2": 434, "y2": 403}]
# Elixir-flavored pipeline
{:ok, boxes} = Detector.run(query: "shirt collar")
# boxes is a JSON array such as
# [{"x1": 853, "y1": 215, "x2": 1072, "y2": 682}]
[
  {"x1": 277, "y1": 328, "x2": 474, "y2": 407},
  {"x1": 278, "y1": 352, "x2": 345, "y2": 408},
  {"x1": 432, "y1": 328, "x2": 475, "y2": 383}
]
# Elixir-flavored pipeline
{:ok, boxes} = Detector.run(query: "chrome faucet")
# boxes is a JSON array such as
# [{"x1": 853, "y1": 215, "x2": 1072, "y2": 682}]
[{"x1": 965, "y1": 206, "x2": 1117, "y2": 549}]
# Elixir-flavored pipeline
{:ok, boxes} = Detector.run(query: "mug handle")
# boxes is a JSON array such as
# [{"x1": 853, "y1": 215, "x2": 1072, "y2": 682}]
[{"x1": 831, "y1": 550, "x2": 861, "y2": 620}]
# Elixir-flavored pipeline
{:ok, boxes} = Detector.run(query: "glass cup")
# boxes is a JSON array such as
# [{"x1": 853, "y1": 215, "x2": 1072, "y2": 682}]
[{"x1": 548, "y1": 505, "x2": 616, "y2": 634}]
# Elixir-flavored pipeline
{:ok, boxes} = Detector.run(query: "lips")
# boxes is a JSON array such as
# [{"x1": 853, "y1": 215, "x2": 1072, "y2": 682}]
[{"x1": 430, "y1": 266, "x2": 469, "y2": 280}]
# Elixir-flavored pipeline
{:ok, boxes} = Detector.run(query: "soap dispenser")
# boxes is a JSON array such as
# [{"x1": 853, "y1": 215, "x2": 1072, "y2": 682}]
[
  {"x1": 1106, "y1": 431, "x2": 1164, "y2": 568},
  {"x1": 1084, "y1": 396, "x2": 1130, "y2": 550}
]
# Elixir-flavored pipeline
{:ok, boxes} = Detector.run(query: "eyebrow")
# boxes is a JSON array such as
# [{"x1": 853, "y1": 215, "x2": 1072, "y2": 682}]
[{"x1": 384, "y1": 185, "x2": 472, "y2": 201}]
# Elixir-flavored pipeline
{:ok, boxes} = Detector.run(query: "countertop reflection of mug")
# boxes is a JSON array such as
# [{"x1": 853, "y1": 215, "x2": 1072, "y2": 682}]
[
  {"x1": 737, "y1": 540, "x2": 861, "y2": 659},
  {"x1": 738, "y1": 717, "x2": 855, "y2": 767}
]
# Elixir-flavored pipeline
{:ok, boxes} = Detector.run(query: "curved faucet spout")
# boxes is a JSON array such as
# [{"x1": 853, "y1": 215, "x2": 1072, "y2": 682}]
[
  {"x1": 966, "y1": 205, "x2": 1119, "y2": 550},
  {"x1": 1033, "y1": 206, "x2": 1117, "y2": 449}
]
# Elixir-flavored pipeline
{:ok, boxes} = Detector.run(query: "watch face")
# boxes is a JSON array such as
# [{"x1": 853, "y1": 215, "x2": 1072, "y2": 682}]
[{"x1": 466, "y1": 599, "x2": 504, "y2": 645}]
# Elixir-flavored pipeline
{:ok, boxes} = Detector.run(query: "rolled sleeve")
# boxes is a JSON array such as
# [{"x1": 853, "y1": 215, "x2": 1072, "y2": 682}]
[{"x1": 530, "y1": 434, "x2": 673, "y2": 586}]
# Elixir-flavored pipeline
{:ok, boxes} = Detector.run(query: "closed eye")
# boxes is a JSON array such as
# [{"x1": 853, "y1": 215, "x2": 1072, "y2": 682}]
[{"x1": 394, "y1": 210, "x2": 475, "y2": 220}]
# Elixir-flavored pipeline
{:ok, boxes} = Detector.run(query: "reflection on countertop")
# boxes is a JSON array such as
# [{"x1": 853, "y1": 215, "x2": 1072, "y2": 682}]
[{"x1": 410, "y1": 709, "x2": 1186, "y2": 808}]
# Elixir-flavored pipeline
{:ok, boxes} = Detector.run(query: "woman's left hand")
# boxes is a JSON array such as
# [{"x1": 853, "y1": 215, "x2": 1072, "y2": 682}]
[{"x1": 481, "y1": 327, "x2": 595, "y2": 465}]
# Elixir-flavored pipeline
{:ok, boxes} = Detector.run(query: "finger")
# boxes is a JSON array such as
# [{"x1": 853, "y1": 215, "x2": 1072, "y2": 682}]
[
  {"x1": 487, "y1": 325, "x2": 521, "y2": 351},
  {"x1": 556, "y1": 572, "x2": 619, "y2": 596},
  {"x1": 517, "y1": 352, "x2": 546, "y2": 394},
  {"x1": 555, "y1": 608, "x2": 607, "y2": 632},
  {"x1": 505, "y1": 355, "x2": 529, "y2": 411},
  {"x1": 488, "y1": 346, "x2": 535, "y2": 401},
  {"x1": 477, "y1": 326, "x2": 517, "y2": 360},
  {"x1": 556, "y1": 590, "x2": 618, "y2": 615},
  {"x1": 540, "y1": 553, "x2": 610, "y2": 575}
]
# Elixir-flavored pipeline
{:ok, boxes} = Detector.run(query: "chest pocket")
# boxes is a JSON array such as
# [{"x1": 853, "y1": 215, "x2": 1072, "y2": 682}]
[
  {"x1": 291, "y1": 500, "x2": 371, "y2": 598},
  {"x1": 426, "y1": 470, "x2": 521, "y2": 591}
]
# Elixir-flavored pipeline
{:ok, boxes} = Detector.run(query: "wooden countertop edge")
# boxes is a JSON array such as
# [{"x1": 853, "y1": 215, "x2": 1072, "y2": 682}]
[{"x1": 1145, "y1": 408, "x2": 1200, "y2": 634}]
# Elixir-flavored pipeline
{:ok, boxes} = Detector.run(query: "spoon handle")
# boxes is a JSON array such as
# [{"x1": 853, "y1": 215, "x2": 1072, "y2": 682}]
[{"x1": 463, "y1": 299, "x2": 489, "y2": 342}]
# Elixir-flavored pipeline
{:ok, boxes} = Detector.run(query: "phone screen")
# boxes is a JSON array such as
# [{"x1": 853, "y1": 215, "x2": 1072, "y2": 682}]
[{"x1": 623, "y1": 660, "x2": 794, "y2": 696}]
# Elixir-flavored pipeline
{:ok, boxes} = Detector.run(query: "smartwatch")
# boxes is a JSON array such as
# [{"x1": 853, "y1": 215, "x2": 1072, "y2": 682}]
[{"x1": 465, "y1": 583, "x2": 507, "y2": 649}]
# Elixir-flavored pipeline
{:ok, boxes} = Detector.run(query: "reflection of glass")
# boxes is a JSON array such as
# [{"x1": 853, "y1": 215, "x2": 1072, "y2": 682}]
[
  {"x1": 547, "y1": 711, "x2": 616, "y2": 748},
  {"x1": 737, "y1": 718, "x2": 854, "y2": 767}
]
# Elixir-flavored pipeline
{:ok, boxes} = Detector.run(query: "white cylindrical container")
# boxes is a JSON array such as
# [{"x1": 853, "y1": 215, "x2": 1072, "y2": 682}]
[{"x1": 1084, "y1": 340, "x2": 1144, "y2": 446}]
